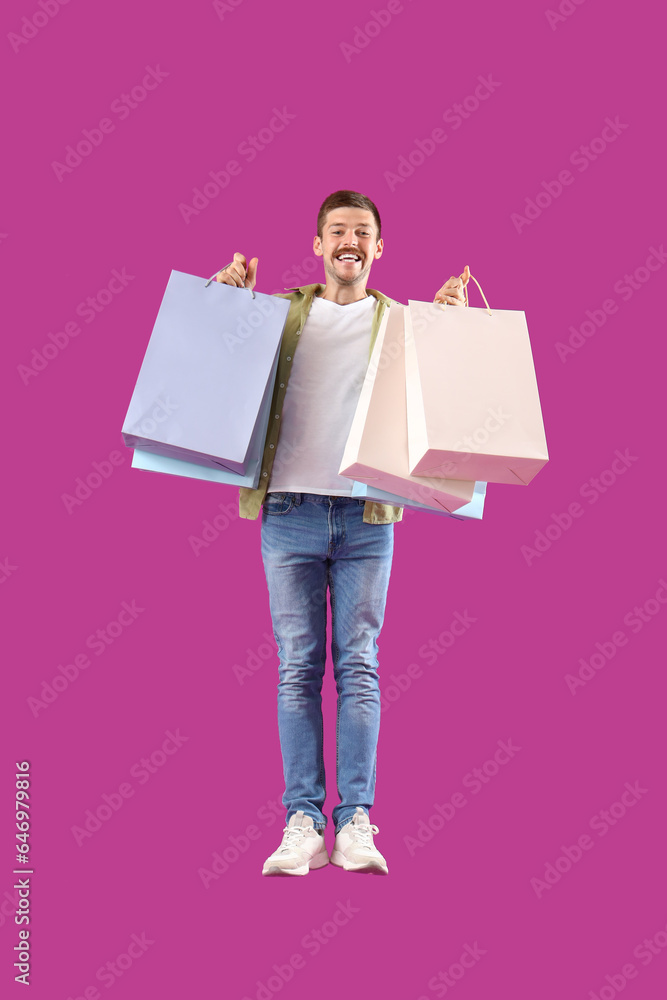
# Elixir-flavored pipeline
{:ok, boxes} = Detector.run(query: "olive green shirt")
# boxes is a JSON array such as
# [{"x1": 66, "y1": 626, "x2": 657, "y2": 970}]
[{"x1": 238, "y1": 282, "x2": 404, "y2": 525}]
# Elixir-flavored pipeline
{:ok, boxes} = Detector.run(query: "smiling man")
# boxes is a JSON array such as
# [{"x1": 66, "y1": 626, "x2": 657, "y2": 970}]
[{"x1": 216, "y1": 190, "x2": 468, "y2": 876}]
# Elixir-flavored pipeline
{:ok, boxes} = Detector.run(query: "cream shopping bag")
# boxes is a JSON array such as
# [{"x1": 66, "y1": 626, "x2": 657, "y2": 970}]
[{"x1": 405, "y1": 276, "x2": 549, "y2": 485}]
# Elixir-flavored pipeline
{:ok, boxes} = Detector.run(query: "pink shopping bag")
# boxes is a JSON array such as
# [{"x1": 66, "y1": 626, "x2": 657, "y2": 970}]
[{"x1": 405, "y1": 276, "x2": 549, "y2": 485}]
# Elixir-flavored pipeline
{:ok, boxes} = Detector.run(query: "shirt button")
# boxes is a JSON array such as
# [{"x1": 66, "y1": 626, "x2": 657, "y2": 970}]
[
  {"x1": 279, "y1": 383, "x2": 285, "y2": 388},
  {"x1": 262, "y1": 472, "x2": 268, "y2": 477},
  {"x1": 274, "y1": 414, "x2": 279, "y2": 419},
  {"x1": 269, "y1": 444, "x2": 274, "y2": 449},
  {"x1": 286, "y1": 356, "x2": 291, "y2": 361}
]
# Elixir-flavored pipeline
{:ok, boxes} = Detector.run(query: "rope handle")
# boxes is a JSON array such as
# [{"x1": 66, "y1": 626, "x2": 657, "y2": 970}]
[
  {"x1": 205, "y1": 261, "x2": 256, "y2": 298},
  {"x1": 463, "y1": 271, "x2": 492, "y2": 315},
  {"x1": 438, "y1": 269, "x2": 492, "y2": 315}
]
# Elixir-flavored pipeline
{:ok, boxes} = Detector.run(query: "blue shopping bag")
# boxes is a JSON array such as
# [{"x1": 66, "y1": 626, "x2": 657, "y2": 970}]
[
  {"x1": 131, "y1": 446, "x2": 263, "y2": 489},
  {"x1": 351, "y1": 480, "x2": 487, "y2": 520}
]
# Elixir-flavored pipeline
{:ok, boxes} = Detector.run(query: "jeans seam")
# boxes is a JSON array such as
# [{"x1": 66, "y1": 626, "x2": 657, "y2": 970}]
[
  {"x1": 318, "y1": 563, "x2": 326, "y2": 797},
  {"x1": 329, "y1": 561, "x2": 340, "y2": 799}
]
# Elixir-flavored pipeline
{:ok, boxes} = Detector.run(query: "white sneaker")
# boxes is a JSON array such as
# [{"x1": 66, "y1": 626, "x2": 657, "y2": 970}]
[
  {"x1": 262, "y1": 810, "x2": 329, "y2": 876},
  {"x1": 330, "y1": 807, "x2": 388, "y2": 874}
]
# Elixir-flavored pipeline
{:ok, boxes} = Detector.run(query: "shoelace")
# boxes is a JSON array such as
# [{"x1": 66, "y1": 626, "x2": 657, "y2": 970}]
[
  {"x1": 348, "y1": 822, "x2": 380, "y2": 847},
  {"x1": 278, "y1": 824, "x2": 318, "y2": 852}
]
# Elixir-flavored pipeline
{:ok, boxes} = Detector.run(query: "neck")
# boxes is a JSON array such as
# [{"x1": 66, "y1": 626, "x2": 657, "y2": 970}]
[{"x1": 317, "y1": 279, "x2": 370, "y2": 305}]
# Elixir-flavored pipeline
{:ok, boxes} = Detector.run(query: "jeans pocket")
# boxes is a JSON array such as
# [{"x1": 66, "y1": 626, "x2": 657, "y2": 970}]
[{"x1": 262, "y1": 493, "x2": 295, "y2": 516}]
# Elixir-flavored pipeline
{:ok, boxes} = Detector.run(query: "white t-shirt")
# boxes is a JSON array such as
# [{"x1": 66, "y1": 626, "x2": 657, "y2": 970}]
[{"x1": 268, "y1": 293, "x2": 377, "y2": 495}]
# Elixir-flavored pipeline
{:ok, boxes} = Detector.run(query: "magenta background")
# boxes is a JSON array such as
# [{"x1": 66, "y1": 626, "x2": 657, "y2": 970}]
[{"x1": 2, "y1": 0, "x2": 666, "y2": 997}]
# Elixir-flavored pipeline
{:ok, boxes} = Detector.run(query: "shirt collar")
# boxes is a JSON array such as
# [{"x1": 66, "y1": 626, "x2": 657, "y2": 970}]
[{"x1": 284, "y1": 282, "x2": 393, "y2": 305}]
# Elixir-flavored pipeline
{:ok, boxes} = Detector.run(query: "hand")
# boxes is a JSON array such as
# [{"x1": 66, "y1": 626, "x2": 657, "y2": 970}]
[
  {"x1": 215, "y1": 252, "x2": 259, "y2": 289},
  {"x1": 433, "y1": 264, "x2": 470, "y2": 306}
]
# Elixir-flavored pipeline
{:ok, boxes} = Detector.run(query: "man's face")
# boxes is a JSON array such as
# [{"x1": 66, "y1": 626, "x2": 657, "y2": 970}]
[{"x1": 313, "y1": 207, "x2": 383, "y2": 287}]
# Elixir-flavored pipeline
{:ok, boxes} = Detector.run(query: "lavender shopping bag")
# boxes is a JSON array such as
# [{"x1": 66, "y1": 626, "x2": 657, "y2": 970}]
[{"x1": 122, "y1": 269, "x2": 289, "y2": 475}]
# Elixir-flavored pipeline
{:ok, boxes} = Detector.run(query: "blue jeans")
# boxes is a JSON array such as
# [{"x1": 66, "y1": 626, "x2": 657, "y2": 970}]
[{"x1": 260, "y1": 492, "x2": 394, "y2": 834}]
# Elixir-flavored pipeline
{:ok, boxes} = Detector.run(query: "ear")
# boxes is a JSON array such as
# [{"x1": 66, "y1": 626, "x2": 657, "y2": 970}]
[
  {"x1": 374, "y1": 238, "x2": 384, "y2": 259},
  {"x1": 313, "y1": 235, "x2": 323, "y2": 256}
]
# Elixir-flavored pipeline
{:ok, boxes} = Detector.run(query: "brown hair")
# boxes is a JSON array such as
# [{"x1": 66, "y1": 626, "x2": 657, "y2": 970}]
[{"x1": 316, "y1": 190, "x2": 382, "y2": 240}]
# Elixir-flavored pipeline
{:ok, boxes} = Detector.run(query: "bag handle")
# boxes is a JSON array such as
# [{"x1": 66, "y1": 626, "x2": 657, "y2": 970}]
[
  {"x1": 462, "y1": 272, "x2": 492, "y2": 315},
  {"x1": 205, "y1": 261, "x2": 256, "y2": 298}
]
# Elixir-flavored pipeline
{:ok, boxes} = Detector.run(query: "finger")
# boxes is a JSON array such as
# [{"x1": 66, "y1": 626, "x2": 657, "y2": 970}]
[
  {"x1": 246, "y1": 257, "x2": 259, "y2": 288},
  {"x1": 460, "y1": 264, "x2": 470, "y2": 286},
  {"x1": 221, "y1": 261, "x2": 246, "y2": 286},
  {"x1": 230, "y1": 252, "x2": 247, "y2": 286},
  {"x1": 215, "y1": 271, "x2": 235, "y2": 285}
]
